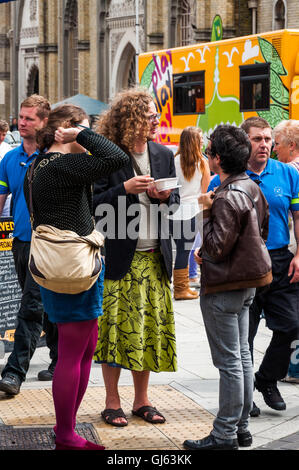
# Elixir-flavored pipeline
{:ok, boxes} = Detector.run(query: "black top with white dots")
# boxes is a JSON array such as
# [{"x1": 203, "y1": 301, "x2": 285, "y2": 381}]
[{"x1": 23, "y1": 128, "x2": 130, "y2": 236}]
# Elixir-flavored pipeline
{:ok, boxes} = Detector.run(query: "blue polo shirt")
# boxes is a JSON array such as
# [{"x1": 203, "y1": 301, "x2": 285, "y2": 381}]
[
  {"x1": 0, "y1": 143, "x2": 39, "y2": 241},
  {"x1": 208, "y1": 158, "x2": 299, "y2": 250}
]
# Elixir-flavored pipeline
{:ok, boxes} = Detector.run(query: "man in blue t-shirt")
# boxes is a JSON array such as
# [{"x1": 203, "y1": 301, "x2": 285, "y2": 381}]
[
  {"x1": 0, "y1": 95, "x2": 58, "y2": 395},
  {"x1": 209, "y1": 117, "x2": 299, "y2": 414}
]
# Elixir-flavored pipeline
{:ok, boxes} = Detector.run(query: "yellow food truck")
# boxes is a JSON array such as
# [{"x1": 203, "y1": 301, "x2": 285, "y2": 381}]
[{"x1": 139, "y1": 29, "x2": 299, "y2": 146}]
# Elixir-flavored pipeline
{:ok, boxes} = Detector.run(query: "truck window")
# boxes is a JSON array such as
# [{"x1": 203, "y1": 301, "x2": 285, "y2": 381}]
[
  {"x1": 240, "y1": 63, "x2": 270, "y2": 111},
  {"x1": 173, "y1": 71, "x2": 205, "y2": 115}
]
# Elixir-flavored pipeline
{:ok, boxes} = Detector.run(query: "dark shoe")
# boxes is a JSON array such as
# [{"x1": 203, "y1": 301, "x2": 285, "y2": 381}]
[
  {"x1": 38, "y1": 362, "x2": 56, "y2": 381},
  {"x1": 132, "y1": 405, "x2": 166, "y2": 424},
  {"x1": 237, "y1": 431, "x2": 252, "y2": 447},
  {"x1": 255, "y1": 379, "x2": 286, "y2": 411},
  {"x1": 250, "y1": 401, "x2": 261, "y2": 417},
  {"x1": 0, "y1": 373, "x2": 21, "y2": 395},
  {"x1": 183, "y1": 434, "x2": 238, "y2": 450},
  {"x1": 101, "y1": 408, "x2": 128, "y2": 427}
]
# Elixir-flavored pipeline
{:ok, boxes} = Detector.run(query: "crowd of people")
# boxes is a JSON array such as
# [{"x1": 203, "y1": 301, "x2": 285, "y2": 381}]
[{"x1": 0, "y1": 89, "x2": 298, "y2": 451}]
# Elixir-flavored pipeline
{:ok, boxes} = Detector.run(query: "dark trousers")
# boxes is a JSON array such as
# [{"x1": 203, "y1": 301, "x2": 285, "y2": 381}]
[
  {"x1": 248, "y1": 247, "x2": 299, "y2": 384},
  {"x1": 1, "y1": 238, "x2": 58, "y2": 382},
  {"x1": 171, "y1": 217, "x2": 196, "y2": 269}
]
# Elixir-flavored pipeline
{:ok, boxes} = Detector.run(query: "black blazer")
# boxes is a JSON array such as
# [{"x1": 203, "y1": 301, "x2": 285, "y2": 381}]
[{"x1": 93, "y1": 141, "x2": 180, "y2": 280}]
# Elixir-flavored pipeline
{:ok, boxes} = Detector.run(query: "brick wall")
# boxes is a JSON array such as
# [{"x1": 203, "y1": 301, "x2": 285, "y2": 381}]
[{"x1": 257, "y1": 0, "x2": 273, "y2": 32}]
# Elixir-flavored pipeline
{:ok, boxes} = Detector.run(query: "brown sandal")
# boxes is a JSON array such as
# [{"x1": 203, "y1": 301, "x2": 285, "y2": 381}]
[
  {"x1": 132, "y1": 406, "x2": 166, "y2": 424},
  {"x1": 101, "y1": 408, "x2": 128, "y2": 427}
]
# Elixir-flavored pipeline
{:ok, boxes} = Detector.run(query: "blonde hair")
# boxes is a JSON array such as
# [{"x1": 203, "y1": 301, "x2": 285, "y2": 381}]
[
  {"x1": 96, "y1": 88, "x2": 154, "y2": 153},
  {"x1": 0, "y1": 120, "x2": 9, "y2": 133},
  {"x1": 176, "y1": 126, "x2": 207, "y2": 181},
  {"x1": 273, "y1": 119, "x2": 299, "y2": 150}
]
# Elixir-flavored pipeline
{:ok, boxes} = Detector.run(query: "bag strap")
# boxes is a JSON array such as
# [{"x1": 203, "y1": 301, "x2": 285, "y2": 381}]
[
  {"x1": 28, "y1": 159, "x2": 37, "y2": 228},
  {"x1": 227, "y1": 184, "x2": 262, "y2": 236}
]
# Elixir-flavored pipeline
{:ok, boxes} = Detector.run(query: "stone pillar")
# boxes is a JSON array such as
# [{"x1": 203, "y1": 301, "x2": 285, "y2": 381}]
[
  {"x1": 78, "y1": 0, "x2": 90, "y2": 96},
  {"x1": 248, "y1": 0, "x2": 258, "y2": 34},
  {"x1": 0, "y1": 2, "x2": 12, "y2": 121}
]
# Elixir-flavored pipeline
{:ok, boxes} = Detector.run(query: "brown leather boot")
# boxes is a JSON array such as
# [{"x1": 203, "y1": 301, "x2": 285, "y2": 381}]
[{"x1": 173, "y1": 268, "x2": 199, "y2": 300}]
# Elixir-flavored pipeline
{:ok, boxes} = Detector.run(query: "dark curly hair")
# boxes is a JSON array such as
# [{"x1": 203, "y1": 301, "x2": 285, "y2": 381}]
[
  {"x1": 209, "y1": 125, "x2": 251, "y2": 175},
  {"x1": 36, "y1": 104, "x2": 88, "y2": 151}
]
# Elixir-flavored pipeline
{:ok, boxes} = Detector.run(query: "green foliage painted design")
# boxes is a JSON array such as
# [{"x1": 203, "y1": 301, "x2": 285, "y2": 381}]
[
  {"x1": 257, "y1": 37, "x2": 289, "y2": 127},
  {"x1": 258, "y1": 37, "x2": 287, "y2": 76},
  {"x1": 257, "y1": 104, "x2": 289, "y2": 123},
  {"x1": 270, "y1": 70, "x2": 290, "y2": 106},
  {"x1": 140, "y1": 59, "x2": 156, "y2": 90}
]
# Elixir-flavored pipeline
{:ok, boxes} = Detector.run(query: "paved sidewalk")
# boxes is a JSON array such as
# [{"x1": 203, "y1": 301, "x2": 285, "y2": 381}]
[{"x1": 1, "y1": 294, "x2": 299, "y2": 451}]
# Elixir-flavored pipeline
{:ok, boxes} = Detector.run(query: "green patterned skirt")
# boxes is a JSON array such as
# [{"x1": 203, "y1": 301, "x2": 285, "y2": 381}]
[{"x1": 93, "y1": 250, "x2": 177, "y2": 372}]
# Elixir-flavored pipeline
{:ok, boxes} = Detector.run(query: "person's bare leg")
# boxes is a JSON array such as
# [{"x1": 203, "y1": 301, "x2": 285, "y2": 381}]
[
  {"x1": 101, "y1": 364, "x2": 127, "y2": 425},
  {"x1": 132, "y1": 370, "x2": 165, "y2": 422}
]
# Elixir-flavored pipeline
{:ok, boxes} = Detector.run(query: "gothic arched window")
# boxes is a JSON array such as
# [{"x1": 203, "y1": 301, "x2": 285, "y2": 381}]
[
  {"x1": 127, "y1": 55, "x2": 136, "y2": 88},
  {"x1": 274, "y1": 0, "x2": 286, "y2": 30},
  {"x1": 116, "y1": 43, "x2": 136, "y2": 93},
  {"x1": 64, "y1": 0, "x2": 79, "y2": 96},
  {"x1": 27, "y1": 64, "x2": 39, "y2": 96}
]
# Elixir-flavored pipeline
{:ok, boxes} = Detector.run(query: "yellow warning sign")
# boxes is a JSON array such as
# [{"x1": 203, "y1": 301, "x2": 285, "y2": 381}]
[
  {"x1": 0, "y1": 218, "x2": 14, "y2": 251},
  {"x1": 0, "y1": 329, "x2": 15, "y2": 342},
  {"x1": 0, "y1": 239, "x2": 13, "y2": 251},
  {"x1": 0, "y1": 221, "x2": 14, "y2": 232}
]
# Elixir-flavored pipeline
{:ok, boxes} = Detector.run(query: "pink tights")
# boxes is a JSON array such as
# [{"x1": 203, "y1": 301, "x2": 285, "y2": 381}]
[{"x1": 53, "y1": 318, "x2": 98, "y2": 446}]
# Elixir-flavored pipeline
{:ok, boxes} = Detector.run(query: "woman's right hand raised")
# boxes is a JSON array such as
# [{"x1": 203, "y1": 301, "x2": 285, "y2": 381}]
[{"x1": 124, "y1": 175, "x2": 154, "y2": 195}]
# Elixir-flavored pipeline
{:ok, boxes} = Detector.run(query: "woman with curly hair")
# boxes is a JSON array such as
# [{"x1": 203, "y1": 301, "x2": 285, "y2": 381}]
[{"x1": 93, "y1": 88, "x2": 179, "y2": 426}]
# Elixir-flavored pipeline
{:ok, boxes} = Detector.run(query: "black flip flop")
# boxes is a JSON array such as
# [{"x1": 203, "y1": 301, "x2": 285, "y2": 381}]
[
  {"x1": 101, "y1": 408, "x2": 128, "y2": 427},
  {"x1": 132, "y1": 406, "x2": 166, "y2": 424}
]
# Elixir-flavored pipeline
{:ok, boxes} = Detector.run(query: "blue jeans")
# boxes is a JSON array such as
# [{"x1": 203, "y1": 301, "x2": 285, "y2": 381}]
[
  {"x1": 189, "y1": 231, "x2": 202, "y2": 278},
  {"x1": 200, "y1": 288, "x2": 255, "y2": 440}
]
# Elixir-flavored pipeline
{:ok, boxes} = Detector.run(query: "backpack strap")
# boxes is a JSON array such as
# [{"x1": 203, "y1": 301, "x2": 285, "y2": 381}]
[{"x1": 27, "y1": 159, "x2": 37, "y2": 228}]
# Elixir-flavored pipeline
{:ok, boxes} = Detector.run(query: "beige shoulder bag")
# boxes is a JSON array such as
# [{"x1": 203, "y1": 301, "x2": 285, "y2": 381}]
[{"x1": 27, "y1": 159, "x2": 104, "y2": 295}]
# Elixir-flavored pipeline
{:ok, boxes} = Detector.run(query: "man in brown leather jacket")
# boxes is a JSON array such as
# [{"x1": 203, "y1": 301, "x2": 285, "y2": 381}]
[{"x1": 183, "y1": 125, "x2": 272, "y2": 451}]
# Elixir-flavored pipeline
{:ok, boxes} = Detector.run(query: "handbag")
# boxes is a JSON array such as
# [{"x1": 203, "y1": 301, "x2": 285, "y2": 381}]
[{"x1": 27, "y1": 159, "x2": 104, "y2": 294}]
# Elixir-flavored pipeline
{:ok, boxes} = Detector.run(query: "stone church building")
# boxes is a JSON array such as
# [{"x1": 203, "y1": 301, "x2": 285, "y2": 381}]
[{"x1": 0, "y1": 0, "x2": 297, "y2": 122}]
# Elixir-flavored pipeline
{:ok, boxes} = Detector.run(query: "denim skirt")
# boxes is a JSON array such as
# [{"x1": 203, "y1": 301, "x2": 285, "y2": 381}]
[{"x1": 40, "y1": 263, "x2": 105, "y2": 324}]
